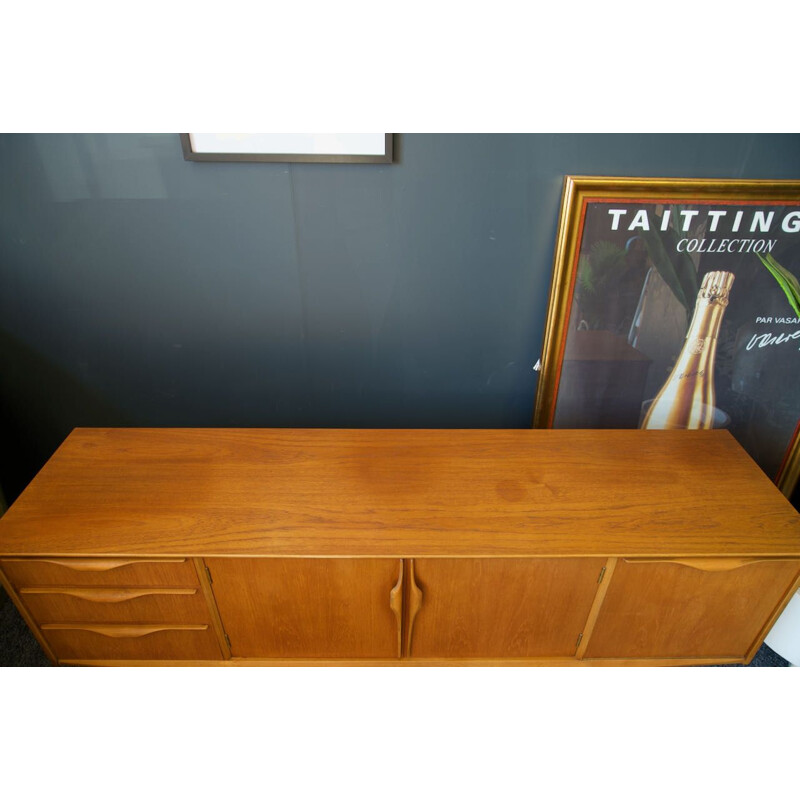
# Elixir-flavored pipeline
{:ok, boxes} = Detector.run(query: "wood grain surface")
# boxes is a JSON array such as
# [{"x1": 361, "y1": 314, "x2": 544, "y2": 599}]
[
  {"x1": 0, "y1": 428, "x2": 798, "y2": 558},
  {"x1": 0, "y1": 556, "x2": 199, "y2": 587},
  {"x1": 205, "y1": 557, "x2": 402, "y2": 658},
  {"x1": 408, "y1": 557, "x2": 605, "y2": 658},
  {"x1": 18, "y1": 587, "x2": 210, "y2": 624},
  {"x1": 41, "y1": 625, "x2": 222, "y2": 661},
  {"x1": 54, "y1": 656, "x2": 747, "y2": 667},
  {"x1": 584, "y1": 558, "x2": 800, "y2": 659}
]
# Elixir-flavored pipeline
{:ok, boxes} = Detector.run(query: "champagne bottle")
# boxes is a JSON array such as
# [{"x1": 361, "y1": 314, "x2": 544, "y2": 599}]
[{"x1": 641, "y1": 270, "x2": 734, "y2": 430}]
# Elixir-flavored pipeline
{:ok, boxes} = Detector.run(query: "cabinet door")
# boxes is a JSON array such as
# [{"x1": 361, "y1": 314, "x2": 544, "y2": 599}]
[
  {"x1": 205, "y1": 558, "x2": 403, "y2": 659},
  {"x1": 584, "y1": 558, "x2": 800, "y2": 660},
  {"x1": 407, "y1": 558, "x2": 605, "y2": 658}
]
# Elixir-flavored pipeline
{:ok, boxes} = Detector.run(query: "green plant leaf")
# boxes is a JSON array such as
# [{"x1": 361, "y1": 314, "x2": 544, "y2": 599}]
[
  {"x1": 577, "y1": 255, "x2": 594, "y2": 294},
  {"x1": 756, "y1": 253, "x2": 800, "y2": 317},
  {"x1": 590, "y1": 240, "x2": 626, "y2": 270}
]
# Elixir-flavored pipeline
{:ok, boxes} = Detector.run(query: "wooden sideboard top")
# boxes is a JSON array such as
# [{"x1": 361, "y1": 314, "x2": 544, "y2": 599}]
[{"x1": 0, "y1": 427, "x2": 798, "y2": 558}]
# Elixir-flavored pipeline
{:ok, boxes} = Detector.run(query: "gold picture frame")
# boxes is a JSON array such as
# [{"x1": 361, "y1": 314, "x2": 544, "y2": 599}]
[{"x1": 533, "y1": 176, "x2": 800, "y2": 497}]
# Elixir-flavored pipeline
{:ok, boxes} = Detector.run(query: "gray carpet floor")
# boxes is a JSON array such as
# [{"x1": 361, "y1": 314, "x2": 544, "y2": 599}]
[
  {"x1": 1, "y1": 585, "x2": 52, "y2": 666},
  {"x1": 0, "y1": 584, "x2": 791, "y2": 667}
]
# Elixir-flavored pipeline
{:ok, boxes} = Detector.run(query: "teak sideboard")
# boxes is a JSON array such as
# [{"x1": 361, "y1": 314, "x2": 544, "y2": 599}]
[{"x1": 1, "y1": 428, "x2": 799, "y2": 667}]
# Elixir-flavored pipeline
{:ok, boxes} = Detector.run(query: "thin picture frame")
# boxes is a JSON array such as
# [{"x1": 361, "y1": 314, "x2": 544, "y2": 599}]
[
  {"x1": 180, "y1": 133, "x2": 393, "y2": 164},
  {"x1": 533, "y1": 176, "x2": 800, "y2": 497}
]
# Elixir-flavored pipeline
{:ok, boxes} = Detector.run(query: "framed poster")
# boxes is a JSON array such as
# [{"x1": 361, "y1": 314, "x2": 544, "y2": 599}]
[
  {"x1": 533, "y1": 176, "x2": 800, "y2": 497},
  {"x1": 180, "y1": 133, "x2": 393, "y2": 164}
]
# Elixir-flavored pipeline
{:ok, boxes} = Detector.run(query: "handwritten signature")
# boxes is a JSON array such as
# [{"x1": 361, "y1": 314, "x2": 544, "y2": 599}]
[{"x1": 745, "y1": 330, "x2": 800, "y2": 351}]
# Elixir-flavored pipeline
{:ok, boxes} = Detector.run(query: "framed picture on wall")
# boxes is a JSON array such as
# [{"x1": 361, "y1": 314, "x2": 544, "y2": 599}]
[
  {"x1": 180, "y1": 133, "x2": 393, "y2": 164},
  {"x1": 533, "y1": 176, "x2": 800, "y2": 496}
]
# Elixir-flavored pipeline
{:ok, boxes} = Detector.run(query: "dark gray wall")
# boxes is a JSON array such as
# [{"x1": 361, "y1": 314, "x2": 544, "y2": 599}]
[{"x1": 2, "y1": 133, "x2": 800, "y2": 500}]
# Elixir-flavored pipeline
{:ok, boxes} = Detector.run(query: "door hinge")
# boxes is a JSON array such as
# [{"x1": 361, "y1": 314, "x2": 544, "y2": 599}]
[
  {"x1": 205, "y1": 564, "x2": 213, "y2": 585},
  {"x1": 224, "y1": 632, "x2": 231, "y2": 649},
  {"x1": 576, "y1": 632, "x2": 583, "y2": 651},
  {"x1": 598, "y1": 566, "x2": 606, "y2": 584}
]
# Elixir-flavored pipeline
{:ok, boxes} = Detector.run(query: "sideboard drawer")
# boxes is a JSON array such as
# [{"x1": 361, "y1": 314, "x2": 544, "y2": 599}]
[
  {"x1": 18, "y1": 586, "x2": 210, "y2": 624},
  {"x1": 40, "y1": 623, "x2": 222, "y2": 661},
  {"x1": 0, "y1": 557, "x2": 199, "y2": 588}
]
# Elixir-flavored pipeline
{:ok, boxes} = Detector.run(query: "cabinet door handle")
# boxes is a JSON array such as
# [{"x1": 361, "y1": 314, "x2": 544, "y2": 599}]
[
  {"x1": 389, "y1": 560, "x2": 404, "y2": 658},
  {"x1": 40, "y1": 623, "x2": 207, "y2": 638},
  {"x1": 9, "y1": 558, "x2": 187, "y2": 572},
  {"x1": 19, "y1": 587, "x2": 197, "y2": 603},
  {"x1": 623, "y1": 557, "x2": 793, "y2": 572},
  {"x1": 406, "y1": 559, "x2": 424, "y2": 657}
]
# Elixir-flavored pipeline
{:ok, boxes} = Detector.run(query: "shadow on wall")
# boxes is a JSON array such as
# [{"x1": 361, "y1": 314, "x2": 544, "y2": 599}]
[{"x1": 0, "y1": 329, "x2": 131, "y2": 503}]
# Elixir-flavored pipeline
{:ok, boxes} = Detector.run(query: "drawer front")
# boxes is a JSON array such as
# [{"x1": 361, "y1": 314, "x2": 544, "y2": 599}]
[
  {"x1": 41, "y1": 624, "x2": 223, "y2": 661},
  {"x1": 19, "y1": 587, "x2": 210, "y2": 624},
  {"x1": 0, "y1": 557, "x2": 199, "y2": 588}
]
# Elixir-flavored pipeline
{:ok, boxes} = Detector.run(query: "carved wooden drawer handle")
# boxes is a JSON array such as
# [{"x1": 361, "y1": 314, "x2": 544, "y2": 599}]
[
  {"x1": 40, "y1": 623, "x2": 208, "y2": 638},
  {"x1": 10, "y1": 558, "x2": 187, "y2": 572},
  {"x1": 20, "y1": 587, "x2": 197, "y2": 603},
  {"x1": 389, "y1": 560, "x2": 404, "y2": 658},
  {"x1": 624, "y1": 557, "x2": 796, "y2": 572},
  {"x1": 406, "y1": 559, "x2": 423, "y2": 657}
]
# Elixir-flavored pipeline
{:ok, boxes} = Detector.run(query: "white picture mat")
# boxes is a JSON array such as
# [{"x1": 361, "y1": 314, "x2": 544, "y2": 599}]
[{"x1": 188, "y1": 133, "x2": 386, "y2": 156}]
